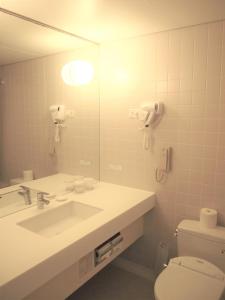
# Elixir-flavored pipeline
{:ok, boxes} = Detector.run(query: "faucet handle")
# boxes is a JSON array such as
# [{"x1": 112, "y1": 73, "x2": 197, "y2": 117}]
[
  {"x1": 37, "y1": 191, "x2": 49, "y2": 197},
  {"x1": 20, "y1": 185, "x2": 30, "y2": 191},
  {"x1": 37, "y1": 191, "x2": 49, "y2": 195},
  {"x1": 37, "y1": 191, "x2": 50, "y2": 209}
]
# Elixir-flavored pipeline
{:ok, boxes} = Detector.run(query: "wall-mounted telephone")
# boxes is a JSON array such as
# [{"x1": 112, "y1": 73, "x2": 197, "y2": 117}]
[
  {"x1": 156, "y1": 147, "x2": 172, "y2": 183},
  {"x1": 160, "y1": 147, "x2": 172, "y2": 172}
]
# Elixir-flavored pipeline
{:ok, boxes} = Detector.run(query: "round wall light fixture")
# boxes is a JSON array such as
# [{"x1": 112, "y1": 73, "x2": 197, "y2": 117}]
[{"x1": 61, "y1": 60, "x2": 94, "y2": 86}]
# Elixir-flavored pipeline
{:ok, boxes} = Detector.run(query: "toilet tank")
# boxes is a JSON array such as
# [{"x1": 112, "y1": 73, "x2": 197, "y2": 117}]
[{"x1": 177, "y1": 220, "x2": 225, "y2": 272}]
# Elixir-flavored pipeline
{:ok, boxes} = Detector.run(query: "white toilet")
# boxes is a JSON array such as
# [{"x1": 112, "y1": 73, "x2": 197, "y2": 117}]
[{"x1": 154, "y1": 220, "x2": 225, "y2": 300}]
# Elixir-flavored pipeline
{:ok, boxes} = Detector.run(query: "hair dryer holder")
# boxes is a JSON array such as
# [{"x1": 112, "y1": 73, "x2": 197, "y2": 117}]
[{"x1": 139, "y1": 102, "x2": 164, "y2": 128}]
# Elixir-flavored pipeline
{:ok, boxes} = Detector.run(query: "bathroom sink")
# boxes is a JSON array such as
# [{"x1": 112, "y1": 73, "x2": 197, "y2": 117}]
[{"x1": 17, "y1": 201, "x2": 102, "y2": 238}]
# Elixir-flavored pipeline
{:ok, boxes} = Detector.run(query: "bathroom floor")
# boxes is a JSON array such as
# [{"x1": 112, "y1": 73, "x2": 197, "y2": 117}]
[{"x1": 67, "y1": 264, "x2": 154, "y2": 300}]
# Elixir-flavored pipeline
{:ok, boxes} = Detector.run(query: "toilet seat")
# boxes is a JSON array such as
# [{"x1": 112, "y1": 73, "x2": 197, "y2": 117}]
[{"x1": 154, "y1": 256, "x2": 225, "y2": 300}]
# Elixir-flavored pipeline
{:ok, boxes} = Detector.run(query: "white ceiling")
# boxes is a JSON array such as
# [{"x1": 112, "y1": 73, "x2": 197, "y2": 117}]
[
  {"x1": 1, "y1": 0, "x2": 225, "y2": 65},
  {"x1": 0, "y1": 11, "x2": 93, "y2": 66},
  {"x1": 1, "y1": 0, "x2": 225, "y2": 43}
]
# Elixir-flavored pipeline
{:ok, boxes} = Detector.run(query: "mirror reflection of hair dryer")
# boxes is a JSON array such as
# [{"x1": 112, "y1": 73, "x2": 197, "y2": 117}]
[
  {"x1": 49, "y1": 105, "x2": 66, "y2": 147},
  {"x1": 49, "y1": 105, "x2": 65, "y2": 124}
]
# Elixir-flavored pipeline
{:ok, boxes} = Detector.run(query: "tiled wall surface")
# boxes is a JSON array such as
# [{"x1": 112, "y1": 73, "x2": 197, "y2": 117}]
[
  {"x1": 100, "y1": 20, "x2": 225, "y2": 268},
  {"x1": 0, "y1": 46, "x2": 99, "y2": 184}
]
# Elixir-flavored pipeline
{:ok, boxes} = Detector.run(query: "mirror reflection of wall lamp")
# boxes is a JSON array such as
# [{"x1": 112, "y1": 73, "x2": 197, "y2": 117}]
[{"x1": 61, "y1": 60, "x2": 94, "y2": 86}]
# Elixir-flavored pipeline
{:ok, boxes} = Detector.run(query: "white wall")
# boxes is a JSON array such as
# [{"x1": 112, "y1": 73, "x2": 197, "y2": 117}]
[{"x1": 99, "y1": 20, "x2": 225, "y2": 268}]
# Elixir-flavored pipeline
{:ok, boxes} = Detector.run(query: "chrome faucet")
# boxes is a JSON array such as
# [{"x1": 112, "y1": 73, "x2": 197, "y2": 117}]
[
  {"x1": 19, "y1": 185, "x2": 32, "y2": 205},
  {"x1": 37, "y1": 191, "x2": 50, "y2": 209}
]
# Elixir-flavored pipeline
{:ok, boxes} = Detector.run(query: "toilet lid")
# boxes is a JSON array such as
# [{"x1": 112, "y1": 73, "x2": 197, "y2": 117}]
[{"x1": 154, "y1": 256, "x2": 225, "y2": 300}]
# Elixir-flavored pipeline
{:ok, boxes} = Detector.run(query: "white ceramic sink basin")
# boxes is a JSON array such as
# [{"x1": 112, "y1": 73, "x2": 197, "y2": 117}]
[{"x1": 17, "y1": 201, "x2": 102, "y2": 238}]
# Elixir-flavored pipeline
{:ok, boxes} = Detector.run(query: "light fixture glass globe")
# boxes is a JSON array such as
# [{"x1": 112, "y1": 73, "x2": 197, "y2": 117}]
[{"x1": 61, "y1": 60, "x2": 94, "y2": 86}]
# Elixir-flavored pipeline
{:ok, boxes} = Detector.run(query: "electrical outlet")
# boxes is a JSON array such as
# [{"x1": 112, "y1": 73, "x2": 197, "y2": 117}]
[
  {"x1": 109, "y1": 164, "x2": 123, "y2": 171},
  {"x1": 80, "y1": 160, "x2": 91, "y2": 166}
]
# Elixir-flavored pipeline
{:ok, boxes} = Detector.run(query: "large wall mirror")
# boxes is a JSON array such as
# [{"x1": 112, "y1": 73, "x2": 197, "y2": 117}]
[{"x1": 0, "y1": 10, "x2": 100, "y2": 216}]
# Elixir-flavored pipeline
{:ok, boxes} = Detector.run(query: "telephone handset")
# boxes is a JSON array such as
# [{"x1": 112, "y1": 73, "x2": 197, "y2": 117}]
[
  {"x1": 156, "y1": 147, "x2": 172, "y2": 183},
  {"x1": 160, "y1": 147, "x2": 172, "y2": 173}
]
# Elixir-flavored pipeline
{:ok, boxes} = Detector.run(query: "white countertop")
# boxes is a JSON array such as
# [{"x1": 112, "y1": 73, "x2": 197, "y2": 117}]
[{"x1": 0, "y1": 174, "x2": 155, "y2": 300}]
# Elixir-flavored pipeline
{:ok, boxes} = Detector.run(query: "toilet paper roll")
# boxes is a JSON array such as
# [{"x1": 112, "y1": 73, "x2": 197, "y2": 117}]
[
  {"x1": 200, "y1": 208, "x2": 217, "y2": 229},
  {"x1": 23, "y1": 170, "x2": 34, "y2": 181}
]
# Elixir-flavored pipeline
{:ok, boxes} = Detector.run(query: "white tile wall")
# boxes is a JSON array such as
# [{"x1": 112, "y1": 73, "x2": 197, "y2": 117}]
[
  {"x1": 0, "y1": 46, "x2": 99, "y2": 183},
  {"x1": 99, "y1": 20, "x2": 225, "y2": 268}
]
